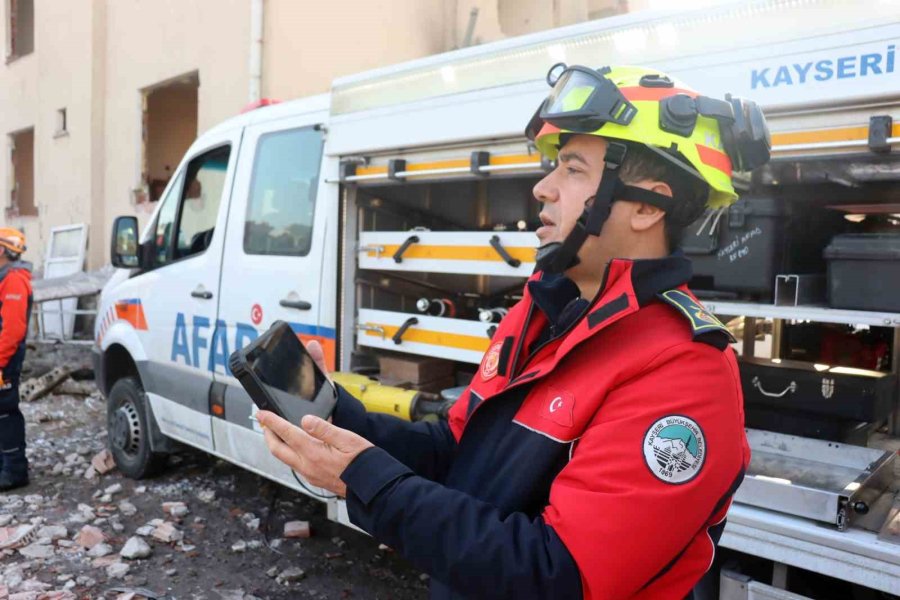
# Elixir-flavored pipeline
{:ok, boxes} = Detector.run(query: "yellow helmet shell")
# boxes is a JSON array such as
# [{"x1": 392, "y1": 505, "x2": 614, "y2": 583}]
[{"x1": 534, "y1": 66, "x2": 738, "y2": 209}]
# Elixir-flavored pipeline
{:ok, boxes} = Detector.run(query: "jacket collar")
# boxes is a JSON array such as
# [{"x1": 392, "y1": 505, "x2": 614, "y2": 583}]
[
  {"x1": 528, "y1": 251, "x2": 692, "y2": 319},
  {"x1": 607, "y1": 250, "x2": 692, "y2": 308},
  {"x1": 515, "y1": 253, "x2": 692, "y2": 372},
  {"x1": 527, "y1": 273, "x2": 583, "y2": 329}
]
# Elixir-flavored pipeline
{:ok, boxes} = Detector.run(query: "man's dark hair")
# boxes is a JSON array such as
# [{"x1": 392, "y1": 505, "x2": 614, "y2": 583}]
[{"x1": 618, "y1": 143, "x2": 709, "y2": 252}]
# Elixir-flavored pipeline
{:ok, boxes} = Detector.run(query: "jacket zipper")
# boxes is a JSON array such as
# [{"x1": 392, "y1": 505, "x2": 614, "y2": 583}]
[{"x1": 512, "y1": 262, "x2": 614, "y2": 379}]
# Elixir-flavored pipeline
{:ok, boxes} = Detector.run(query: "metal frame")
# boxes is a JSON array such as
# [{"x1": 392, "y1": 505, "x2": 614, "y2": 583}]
[
  {"x1": 33, "y1": 302, "x2": 97, "y2": 345},
  {"x1": 336, "y1": 160, "x2": 544, "y2": 184},
  {"x1": 734, "y1": 429, "x2": 897, "y2": 529},
  {"x1": 722, "y1": 504, "x2": 900, "y2": 595},
  {"x1": 773, "y1": 275, "x2": 825, "y2": 307},
  {"x1": 39, "y1": 224, "x2": 89, "y2": 341},
  {"x1": 720, "y1": 569, "x2": 814, "y2": 600},
  {"x1": 707, "y1": 300, "x2": 900, "y2": 328}
]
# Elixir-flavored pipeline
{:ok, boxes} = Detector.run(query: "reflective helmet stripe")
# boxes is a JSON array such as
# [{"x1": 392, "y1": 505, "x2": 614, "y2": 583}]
[
  {"x1": 619, "y1": 86, "x2": 698, "y2": 101},
  {"x1": 696, "y1": 144, "x2": 733, "y2": 176}
]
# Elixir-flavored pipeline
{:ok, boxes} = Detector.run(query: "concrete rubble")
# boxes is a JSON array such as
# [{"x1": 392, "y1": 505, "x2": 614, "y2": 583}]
[
  {"x1": 283, "y1": 520, "x2": 311, "y2": 539},
  {"x1": 2, "y1": 341, "x2": 429, "y2": 598},
  {"x1": 119, "y1": 536, "x2": 152, "y2": 560}
]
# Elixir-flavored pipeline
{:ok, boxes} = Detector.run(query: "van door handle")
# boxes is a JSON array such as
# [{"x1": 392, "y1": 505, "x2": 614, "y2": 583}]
[
  {"x1": 280, "y1": 298, "x2": 312, "y2": 310},
  {"x1": 191, "y1": 288, "x2": 213, "y2": 300}
]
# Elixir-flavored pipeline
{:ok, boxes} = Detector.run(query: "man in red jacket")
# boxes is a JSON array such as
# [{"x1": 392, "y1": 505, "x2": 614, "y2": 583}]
[
  {"x1": 259, "y1": 66, "x2": 771, "y2": 599},
  {"x1": 0, "y1": 228, "x2": 33, "y2": 492}
]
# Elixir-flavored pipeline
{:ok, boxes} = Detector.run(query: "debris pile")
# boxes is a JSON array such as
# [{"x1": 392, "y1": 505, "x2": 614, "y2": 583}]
[{"x1": 3, "y1": 342, "x2": 429, "y2": 598}]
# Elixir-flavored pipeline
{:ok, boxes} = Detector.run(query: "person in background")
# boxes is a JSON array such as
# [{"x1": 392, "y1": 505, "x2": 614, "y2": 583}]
[{"x1": 0, "y1": 228, "x2": 33, "y2": 492}]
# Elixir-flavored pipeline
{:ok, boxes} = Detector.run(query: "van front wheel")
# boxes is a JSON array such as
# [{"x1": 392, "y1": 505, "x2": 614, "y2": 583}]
[{"x1": 107, "y1": 377, "x2": 167, "y2": 479}]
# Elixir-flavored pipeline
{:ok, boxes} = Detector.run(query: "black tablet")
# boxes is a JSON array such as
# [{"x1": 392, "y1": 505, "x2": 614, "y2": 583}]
[{"x1": 229, "y1": 320, "x2": 337, "y2": 424}]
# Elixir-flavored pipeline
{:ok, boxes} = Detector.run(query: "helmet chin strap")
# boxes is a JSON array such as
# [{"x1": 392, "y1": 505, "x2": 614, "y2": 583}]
[{"x1": 535, "y1": 142, "x2": 677, "y2": 275}]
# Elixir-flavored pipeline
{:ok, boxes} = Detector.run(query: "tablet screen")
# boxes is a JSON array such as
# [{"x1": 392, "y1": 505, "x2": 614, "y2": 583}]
[{"x1": 250, "y1": 324, "x2": 331, "y2": 405}]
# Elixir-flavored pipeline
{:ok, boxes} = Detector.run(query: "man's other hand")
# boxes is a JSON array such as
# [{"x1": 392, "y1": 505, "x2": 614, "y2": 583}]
[
  {"x1": 305, "y1": 340, "x2": 331, "y2": 382},
  {"x1": 258, "y1": 410, "x2": 373, "y2": 497}
]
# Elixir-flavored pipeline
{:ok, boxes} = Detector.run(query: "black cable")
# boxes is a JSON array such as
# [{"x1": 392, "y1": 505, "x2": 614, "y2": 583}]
[
  {"x1": 292, "y1": 470, "x2": 338, "y2": 500},
  {"x1": 261, "y1": 486, "x2": 285, "y2": 555}
]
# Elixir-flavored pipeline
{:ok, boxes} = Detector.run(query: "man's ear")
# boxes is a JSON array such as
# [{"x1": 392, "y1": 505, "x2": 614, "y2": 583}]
[{"x1": 630, "y1": 181, "x2": 671, "y2": 232}]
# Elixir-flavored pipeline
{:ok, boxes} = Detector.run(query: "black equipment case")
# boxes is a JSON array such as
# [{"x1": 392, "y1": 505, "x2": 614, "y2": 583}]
[
  {"x1": 739, "y1": 357, "x2": 897, "y2": 442},
  {"x1": 683, "y1": 196, "x2": 843, "y2": 300},
  {"x1": 824, "y1": 233, "x2": 900, "y2": 312}
]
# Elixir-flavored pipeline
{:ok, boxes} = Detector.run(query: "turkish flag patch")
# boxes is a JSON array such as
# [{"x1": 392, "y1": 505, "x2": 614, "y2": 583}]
[{"x1": 540, "y1": 387, "x2": 575, "y2": 428}]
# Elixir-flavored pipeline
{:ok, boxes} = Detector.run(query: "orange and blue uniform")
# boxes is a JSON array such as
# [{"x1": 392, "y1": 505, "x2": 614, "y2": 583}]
[{"x1": 0, "y1": 261, "x2": 33, "y2": 489}]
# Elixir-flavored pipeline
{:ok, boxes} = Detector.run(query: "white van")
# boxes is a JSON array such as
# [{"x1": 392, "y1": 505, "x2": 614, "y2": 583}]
[{"x1": 95, "y1": 2, "x2": 900, "y2": 596}]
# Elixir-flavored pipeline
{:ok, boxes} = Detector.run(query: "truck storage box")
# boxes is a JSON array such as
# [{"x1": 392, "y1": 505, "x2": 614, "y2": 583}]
[
  {"x1": 824, "y1": 233, "x2": 900, "y2": 312},
  {"x1": 739, "y1": 357, "x2": 896, "y2": 422},
  {"x1": 378, "y1": 354, "x2": 455, "y2": 384},
  {"x1": 358, "y1": 231, "x2": 536, "y2": 276},
  {"x1": 683, "y1": 196, "x2": 843, "y2": 299},
  {"x1": 743, "y1": 406, "x2": 871, "y2": 445},
  {"x1": 357, "y1": 309, "x2": 492, "y2": 364}
]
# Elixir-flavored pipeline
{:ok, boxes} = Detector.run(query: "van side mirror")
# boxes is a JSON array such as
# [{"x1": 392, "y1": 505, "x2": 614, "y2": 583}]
[{"x1": 111, "y1": 216, "x2": 140, "y2": 269}]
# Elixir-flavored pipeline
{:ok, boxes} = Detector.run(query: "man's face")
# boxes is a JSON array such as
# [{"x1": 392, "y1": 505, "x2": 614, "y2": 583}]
[
  {"x1": 532, "y1": 135, "x2": 634, "y2": 276},
  {"x1": 533, "y1": 135, "x2": 609, "y2": 248}
]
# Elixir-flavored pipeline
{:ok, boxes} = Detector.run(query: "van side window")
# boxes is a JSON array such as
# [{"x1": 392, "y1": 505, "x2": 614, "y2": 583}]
[
  {"x1": 152, "y1": 170, "x2": 184, "y2": 267},
  {"x1": 174, "y1": 145, "x2": 232, "y2": 261},
  {"x1": 244, "y1": 127, "x2": 324, "y2": 256}
]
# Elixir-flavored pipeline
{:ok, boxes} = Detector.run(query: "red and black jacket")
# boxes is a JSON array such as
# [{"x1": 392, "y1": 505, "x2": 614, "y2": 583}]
[
  {"x1": 0, "y1": 261, "x2": 33, "y2": 380},
  {"x1": 335, "y1": 254, "x2": 750, "y2": 600}
]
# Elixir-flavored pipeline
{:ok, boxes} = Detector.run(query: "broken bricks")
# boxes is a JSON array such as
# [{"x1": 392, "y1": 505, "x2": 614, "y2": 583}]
[
  {"x1": 90, "y1": 450, "x2": 116, "y2": 475},
  {"x1": 283, "y1": 520, "x2": 311, "y2": 539},
  {"x1": 162, "y1": 501, "x2": 189, "y2": 519},
  {"x1": 74, "y1": 524, "x2": 106, "y2": 549},
  {"x1": 276, "y1": 567, "x2": 306, "y2": 584},
  {"x1": 0, "y1": 524, "x2": 38, "y2": 550},
  {"x1": 151, "y1": 521, "x2": 183, "y2": 543},
  {"x1": 20, "y1": 365, "x2": 72, "y2": 403},
  {"x1": 106, "y1": 561, "x2": 131, "y2": 579}
]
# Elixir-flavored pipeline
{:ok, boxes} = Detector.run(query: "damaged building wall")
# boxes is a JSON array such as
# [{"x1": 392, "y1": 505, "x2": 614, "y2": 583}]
[
  {"x1": 0, "y1": 0, "x2": 100, "y2": 274},
  {"x1": 145, "y1": 80, "x2": 198, "y2": 201},
  {"x1": 260, "y1": 0, "x2": 628, "y2": 119},
  {"x1": 261, "y1": 0, "x2": 448, "y2": 100},
  {"x1": 102, "y1": 0, "x2": 250, "y2": 248}
]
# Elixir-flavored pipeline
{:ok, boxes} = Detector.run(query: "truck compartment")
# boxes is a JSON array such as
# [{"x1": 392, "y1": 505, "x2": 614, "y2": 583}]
[{"x1": 340, "y1": 144, "x2": 544, "y2": 387}]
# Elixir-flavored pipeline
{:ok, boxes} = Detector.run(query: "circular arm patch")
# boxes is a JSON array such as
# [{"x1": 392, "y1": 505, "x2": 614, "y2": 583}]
[{"x1": 643, "y1": 415, "x2": 706, "y2": 484}]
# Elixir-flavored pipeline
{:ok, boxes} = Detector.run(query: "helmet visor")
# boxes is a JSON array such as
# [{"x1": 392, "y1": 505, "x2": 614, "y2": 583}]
[{"x1": 539, "y1": 66, "x2": 637, "y2": 133}]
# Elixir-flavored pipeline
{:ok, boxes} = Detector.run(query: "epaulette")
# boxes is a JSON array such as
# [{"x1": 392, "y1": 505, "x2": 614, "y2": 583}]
[{"x1": 657, "y1": 289, "x2": 736, "y2": 351}]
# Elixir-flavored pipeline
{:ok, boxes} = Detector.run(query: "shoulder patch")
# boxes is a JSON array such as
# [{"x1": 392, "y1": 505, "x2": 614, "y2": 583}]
[
  {"x1": 643, "y1": 415, "x2": 706, "y2": 484},
  {"x1": 657, "y1": 289, "x2": 736, "y2": 350}
]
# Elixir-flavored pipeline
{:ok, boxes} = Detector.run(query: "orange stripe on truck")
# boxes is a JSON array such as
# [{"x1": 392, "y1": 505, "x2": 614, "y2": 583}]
[
  {"x1": 363, "y1": 323, "x2": 491, "y2": 353},
  {"x1": 771, "y1": 123, "x2": 900, "y2": 147},
  {"x1": 355, "y1": 154, "x2": 541, "y2": 177},
  {"x1": 115, "y1": 302, "x2": 148, "y2": 330},
  {"x1": 368, "y1": 244, "x2": 535, "y2": 263}
]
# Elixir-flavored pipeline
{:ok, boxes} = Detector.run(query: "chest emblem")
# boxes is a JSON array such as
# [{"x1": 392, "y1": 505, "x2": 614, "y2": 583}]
[
  {"x1": 481, "y1": 341, "x2": 503, "y2": 381},
  {"x1": 541, "y1": 387, "x2": 575, "y2": 427},
  {"x1": 643, "y1": 415, "x2": 706, "y2": 484}
]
